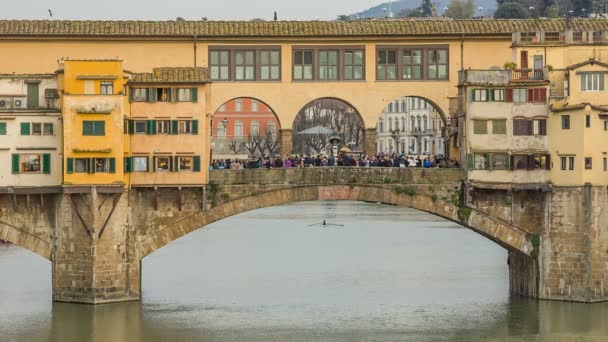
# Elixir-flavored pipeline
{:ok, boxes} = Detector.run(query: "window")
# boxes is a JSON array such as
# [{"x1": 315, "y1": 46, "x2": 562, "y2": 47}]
[
  {"x1": 402, "y1": 49, "x2": 422, "y2": 80},
  {"x1": 561, "y1": 156, "x2": 575, "y2": 170},
  {"x1": 133, "y1": 157, "x2": 148, "y2": 172},
  {"x1": 585, "y1": 157, "x2": 592, "y2": 170},
  {"x1": 293, "y1": 50, "x2": 314, "y2": 80},
  {"x1": 0, "y1": 122, "x2": 5, "y2": 135},
  {"x1": 251, "y1": 121, "x2": 260, "y2": 136},
  {"x1": 319, "y1": 50, "x2": 338, "y2": 80},
  {"x1": 234, "y1": 121, "x2": 243, "y2": 137},
  {"x1": 156, "y1": 157, "x2": 171, "y2": 172},
  {"x1": 43, "y1": 123, "x2": 53, "y2": 135},
  {"x1": 605, "y1": 120, "x2": 608, "y2": 131},
  {"x1": 218, "y1": 104, "x2": 226, "y2": 112},
  {"x1": 177, "y1": 88, "x2": 192, "y2": 102},
  {"x1": 235, "y1": 99, "x2": 242, "y2": 112},
  {"x1": 513, "y1": 118, "x2": 546, "y2": 136},
  {"x1": 492, "y1": 154, "x2": 508, "y2": 170},
  {"x1": 156, "y1": 120, "x2": 170, "y2": 134},
  {"x1": 210, "y1": 50, "x2": 230, "y2": 80},
  {"x1": 178, "y1": 156, "x2": 193, "y2": 171},
  {"x1": 75, "y1": 158, "x2": 89, "y2": 173},
  {"x1": 562, "y1": 115, "x2": 570, "y2": 129},
  {"x1": 604, "y1": 157, "x2": 607, "y2": 172},
  {"x1": 513, "y1": 155, "x2": 528, "y2": 170},
  {"x1": 32, "y1": 123, "x2": 42, "y2": 135},
  {"x1": 377, "y1": 50, "x2": 397, "y2": 80},
  {"x1": 580, "y1": 72, "x2": 605, "y2": 91},
  {"x1": 528, "y1": 88, "x2": 547, "y2": 103},
  {"x1": 94, "y1": 158, "x2": 110, "y2": 173},
  {"x1": 179, "y1": 120, "x2": 192, "y2": 134},
  {"x1": 532, "y1": 155, "x2": 548, "y2": 169},
  {"x1": 473, "y1": 120, "x2": 487, "y2": 134},
  {"x1": 133, "y1": 88, "x2": 148, "y2": 102},
  {"x1": 20, "y1": 154, "x2": 41, "y2": 173},
  {"x1": 134, "y1": 120, "x2": 146, "y2": 134},
  {"x1": 251, "y1": 100, "x2": 259, "y2": 112},
  {"x1": 586, "y1": 114, "x2": 591, "y2": 128},
  {"x1": 427, "y1": 49, "x2": 448, "y2": 80},
  {"x1": 378, "y1": 120, "x2": 383, "y2": 133},
  {"x1": 491, "y1": 89, "x2": 505, "y2": 102},
  {"x1": 492, "y1": 119, "x2": 506, "y2": 134},
  {"x1": 344, "y1": 50, "x2": 364, "y2": 80},
  {"x1": 156, "y1": 88, "x2": 171, "y2": 102},
  {"x1": 82, "y1": 121, "x2": 105, "y2": 136},
  {"x1": 474, "y1": 154, "x2": 489, "y2": 170},
  {"x1": 267, "y1": 122, "x2": 276, "y2": 135},
  {"x1": 100, "y1": 82, "x2": 113, "y2": 95},
  {"x1": 513, "y1": 88, "x2": 527, "y2": 103},
  {"x1": 260, "y1": 50, "x2": 280, "y2": 80},
  {"x1": 473, "y1": 89, "x2": 487, "y2": 102},
  {"x1": 235, "y1": 50, "x2": 255, "y2": 81}
]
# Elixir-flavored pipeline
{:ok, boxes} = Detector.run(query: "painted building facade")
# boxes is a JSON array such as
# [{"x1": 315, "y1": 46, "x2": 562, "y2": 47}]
[
  {"x1": 1, "y1": 74, "x2": 61, "y2": 187},
  {"x1": 376, "y1": 96, "x2": 444, "y2": 156},
  {"x1": 127, "y1": 67, "x2": 211, "y2": 186}
]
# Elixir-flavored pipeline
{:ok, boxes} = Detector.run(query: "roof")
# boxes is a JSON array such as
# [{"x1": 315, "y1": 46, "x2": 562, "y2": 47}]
[
  {"x1": 550, "y1": 103, "x2": 608, "y2": 113},
  {"x1": 0, "y1": 73, "x2": 56, "y2": 79},
  {"x1": 0, "y1": 19, "x2": 606, "y2": 38},
  {"x1": 566, "y1": 58, "x2": 608, "y2": 70},
  {"x1": 130, "y1": 67, "x2": 209, "y2": 84}
]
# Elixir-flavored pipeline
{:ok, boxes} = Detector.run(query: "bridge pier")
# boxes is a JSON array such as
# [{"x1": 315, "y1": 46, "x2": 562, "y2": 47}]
[
  {"x1": 52, "y1": 187, "x2": 140, "y2": 304},
  {"x1": 279, "y1": 129, "x2": 292, "y2": 156},
  {"x1": 363, "y1": 128, "x2": 376, "y2": 155}
]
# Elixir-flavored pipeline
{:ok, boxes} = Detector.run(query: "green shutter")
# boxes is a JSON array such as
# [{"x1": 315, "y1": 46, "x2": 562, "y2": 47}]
[
  {"x1": 97, "y1": 122, "x2": 106, "y2": 136},
  {"x1": 171, "y1": 120, "x2": 179, "y2": 135},
  {"x1": 191, "y1": 88, "x2": 198, "y2": 102},
  {"x1": 128, "y1": 119, "x2": 135, "y2": 134},
  {"x1": 487, "y1": 154, "x2": 493, "y2": 171},
  {"x1": 12, "y1": 154, "x2": 20, "y2": 174},
  {"x1": 90, "y1": 158, "x2": 95, "y2": 174},
  {"x1": 488, "y1": 89, "x2": 494, "y2": 101},
  {"x1": 148, "y1": 88, "x2": 157, "y2": 102},
  {"x1": 466, "y1": 153, "x2": 473, "y2": 170},
  {"x1": 471, "y1": 90, "x2": 475, "y2": 102},
  {"x1": 147, "y1": 120, "x2": 156, "y2": 135},
  {"x1": 129, "y1": 87, "x2": 134, "y2": 102},
  {"x1": 20, "y1": 122, "x2": 30, "y2": 135},
  {"x1": 152, "y1": 157, "x2": 157, "y2": 172},
  {"x1": 42, "y1": 153, "x2": 51, "y2": 174},
  {"x1": 193, "y1": 156, "x2": 201, "y2": 172},
  {"x1": 173, "y1": 156, "x2": 178, "y2": 172},
  {"x1": 192, "y1": 120, "x2": 199, "y2": 135},
  {"x1": 66, "y1": 158, "x2": 74, "y2": 174},
  {"x1": 145, "y1": 156, "x2": 150, "y2": 172},
  {"x1": 109, "y1": 158, "x2": 116, "y2": 173},
  {"x1": 83, "y1": 121, "x2": 93, "y2": 135},
  {"x1": 0, "y1": 122, "x2": 6, "y2": 135},
  {"x1": 124, "y1": 157, "x2": 132, "y2": 172},
  {"x1": 123, "y1": 119, "x2": 128, "y2": 134}
]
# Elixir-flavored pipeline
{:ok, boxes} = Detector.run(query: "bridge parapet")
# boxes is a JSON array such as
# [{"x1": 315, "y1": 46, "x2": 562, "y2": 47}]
[{"x1": 209, "y1": 167, "x2": 465, "y2": 186}]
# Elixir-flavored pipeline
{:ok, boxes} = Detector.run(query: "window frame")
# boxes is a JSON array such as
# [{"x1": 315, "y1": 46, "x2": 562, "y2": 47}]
[
  {"x1": 585, "y1": 157, "x2": 592, "y2": 170},
  {"x1": 82, "y1": 120, "x2": 105, "y2": 136},
  {"x1": 134, "y1": 120, "x2": 147, "y2": 134},
  {"x1": 491, "y1": 119, "x2": 507, "y2": 134},
  {"x1": 343, "y1": 49, "x2": 365, "y2": 80},
  {"x1": 100, "y1": 81, "x2": 114, "y2": 95},
  {"x1": 19, "y1": 154, "x2": 42, "y2": 173},
  {"x1": 94, "y1": 158, "x2": 110, "y2": 173},
  {"x1": 209, "y1": 46, "x2": 282, "y2": 82},
  {"x1": 562, "y1": 115, "x2": 571, "y2": 129},
  {"x1": 473, "y1": 119, "x2": 488, "y2": 134},
  {"x1": 177, "y1": 156, "x2": 194, "y2": 172},
  {"x1": 376, "y1": 45, "x2": 449, "y2": 81},
  {"x1": 580, "y1": 72, "x2": 605, "y2": 92},
  {"x1": 176, "y1": 88, "x2": 193, "y2": 102},
  {"x1": 133, "y1": 156, "x2": 149, "y2": 172},
  {"x1": 43, "y1": 123, "x2": 53, "y2": 136},
  {"x1": 74, "y1": 158, "x2": 90, "y2": 173},
  {"x1": 155, "y1": 156, "x2": 172, "y2": 172},
  {"x1": 156, "y1": 120, "x2": 170, "y2": 134},
  {"x1": 234, "y1": 50, "x2": 256, "y2": 81}
]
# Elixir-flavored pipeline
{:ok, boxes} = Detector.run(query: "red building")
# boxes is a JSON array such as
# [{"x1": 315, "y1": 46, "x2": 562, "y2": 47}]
[{"x1": 211, "y1": 97, "x2": 281, "y2": 158}]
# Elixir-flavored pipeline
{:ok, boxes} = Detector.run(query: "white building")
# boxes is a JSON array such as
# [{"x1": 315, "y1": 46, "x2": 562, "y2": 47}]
[
  {"x1": 0, "y1": 74, "x2": 62, "y2": 188},
  {"x1": 376, "y1": 96, "x2": 445, "y2": 156}
]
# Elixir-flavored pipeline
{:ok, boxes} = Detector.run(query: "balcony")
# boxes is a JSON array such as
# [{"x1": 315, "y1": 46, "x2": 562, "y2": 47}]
[
  {"x1": 406, "y1": 129, "x2": 436, "y2": 136},
  {"x1": 0, "y1": 94, "x2": 60, "y2": 111},
  {"x1": 511, "y1": 69, "x2": 545, "y2": 81}
]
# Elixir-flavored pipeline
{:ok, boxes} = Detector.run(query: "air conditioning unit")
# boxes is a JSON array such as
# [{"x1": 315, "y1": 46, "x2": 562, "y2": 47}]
[
  {"x1": 0, "y1": 97, "x2": 12, "y2": 109},
  {"x1": 12, "y1": 97, "x2": 26, "y2": 109}
]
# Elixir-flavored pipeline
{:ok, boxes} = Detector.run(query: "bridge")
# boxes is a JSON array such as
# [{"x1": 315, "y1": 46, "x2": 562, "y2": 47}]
[{"x1": 4, "y1": 166, "x2": 586, "y2": 304}]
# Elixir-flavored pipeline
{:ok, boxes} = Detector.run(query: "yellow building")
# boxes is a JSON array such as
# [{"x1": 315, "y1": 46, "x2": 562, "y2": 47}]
[
  {"x1": 126, "y1": 67, "x2": 211, "y2": 186},
  {"x1": 59, "y1": 60, "x2": 129, "y2": 186}
]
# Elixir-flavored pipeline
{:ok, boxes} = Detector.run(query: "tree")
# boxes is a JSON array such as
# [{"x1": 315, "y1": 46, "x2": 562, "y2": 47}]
[
  {"x1": 336, "y1": 15, "x2": 350, "y2": 20},
  {"x1": 228, "y1": 139, "x2": 242, "y2": 154},
  {"x1": 241, "y1": 135, "x2": 262, "y2": 156},
  {"x1": 572, "y1": 0, "x2": 593, "y2": 16},
  {"x1": 444, "y1": 0, "x2": 475, "y2": 18},
  {"x1": 397, "y1": 8, "x2": 423, "y2": 17},
  {"x1": 262, "y1": 128, "x2": 281, "y2": 156},
  {"x1": 494, "y1": 1, "x2": 530, "y2": 18},
  {"x1": 421, "y1": 0, "x2": 433, "y2": 16}
]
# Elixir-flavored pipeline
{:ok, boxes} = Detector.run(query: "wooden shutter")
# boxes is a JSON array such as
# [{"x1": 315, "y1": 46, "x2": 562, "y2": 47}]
[
  {"x1": 124, "y1": 157, "x2": 132, "y2": 172},
  {"x1": 487, "y1": 154, "x2": 493, "y2": 170},
  {"x1": 527, "y1": 88, "x2": 534, "y2": 103},
  {"x1": 193, "y1": 156, "x2": 201, "y2": 172},
  {"x1": 545, "y1": 154, "x2": 551, "y2": 170},
  {"x1": 20, "y1": 122, "x2": 30, "y2": 135},
  {"x1": 129, "y1": 87, "x2": 134, "y2": 102},
  {"x1": 0, "y1": 122, "x2": 6, "y2": 135},
  {"x1": 109, "y1": 158, "x2": 116, "y2": 173},
  {"x1": 128, "y1": 119, "x2": 135, "y2": 134},
  {"x1": 191, "y1": 88, "x2": 198, "y2": 102},
  {"x1": 83, "y1": 121, "x2": 93, "y2": 135},
  {"x1": 527, "y1": 120, "x2": 533, "y2": 135},
  {"x1": 466, "y1": 153, "x2": 473, "y2": 170},
  {"x1": 42, "y1": 153, "x2": 51, "y2": 174},
  {"x1": 12, "y1": 154, "x2": 20, "y2": 174},
  {"x1": 90, "y1": 158, "x2": 95, "y2": 174},
  {"x1": 66, "y1": 158, "x2": 74, "y2": 174},
  {"x1": 148, "y1": 88, "x2": 157, "y2": 102},
  {"x1": 539, "y1": 119, "x2": 547, "y2": 135},
  {"x1": 527, "y1": 155, "x2": 534, "y2": 170},
  {"x1": 173, "y1": 156, "x2": 179, "y2": 172},
  {"x1": 540, "y1": 88, "x2": 547, "y2": 102},
  {"x1": 147, "y1": 120, "x2": 156, "y2": 135},
  {"x1": 506, "y1": 88, "x2": 513, "y2": 102},
  {"x1": 152, "y1": 157, "x2": 157, "y2": 172},
  {"x1": 192, "y1": 120, "x2": 199, "y2": 135},
  {"x1": 488, "y1": 89, "x2": 494, "y2": 101},
  {"x1": 507, "y1": 154, "x2": 512, "y2": 171},
  {"x1": 170, "y1": 88, "x2": 176, "y2": 103},
  {"x1": 171, "y1": 120, "x2": 179, "y2": 135},
  {"x1": 97, "y1": 121, "x2": 105, "y2": 136},
  {"x1": 145, "y1": 156, "x2": 150, "y2": 172}
]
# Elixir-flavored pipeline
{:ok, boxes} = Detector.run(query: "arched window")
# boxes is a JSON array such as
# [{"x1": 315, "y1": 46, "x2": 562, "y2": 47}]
[
  {"x1": 411, "y1": 117, "x2": 415, "y2": 131},
  {"x1": 410, "y1": 138, "x2": 416, "y2": 153},
  {"x1": 423, "y1": 115, "x2": 428, "y2": 131},
  {"x1": 417, "y1": 116, "x2": 421, "y2": 131},
  {"x1": 401, "y1": 117, "x2": 406, "y2": 132},
  {"x1": 389, "y1": 118, "x2": 393, "y2": 131},
  {"x1": 378, "y1": 119, "x2": 384, "y2": 133}
]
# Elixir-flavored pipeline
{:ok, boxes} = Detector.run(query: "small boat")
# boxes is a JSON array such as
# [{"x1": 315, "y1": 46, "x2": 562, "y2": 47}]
[{"x1": 308, "y1": 220, "x2": 344, "y2": 227}]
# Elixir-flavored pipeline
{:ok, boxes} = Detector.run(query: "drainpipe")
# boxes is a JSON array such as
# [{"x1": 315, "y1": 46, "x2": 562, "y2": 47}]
[
  {"x1": 460, "y1": 33, "x2": 465, "y2": 71},
  {"x1": 194, "y1": 34, "x2": 198, "y2": 67}
]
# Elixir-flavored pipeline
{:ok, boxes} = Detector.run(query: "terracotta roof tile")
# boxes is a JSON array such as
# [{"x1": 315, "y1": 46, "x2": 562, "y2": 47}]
[
  {"x1": 130, "y1": 67, "x2": 209, "y2": 84},
  {"x1": 0, "y1": 19, "x2": 606, "y2": 38}
]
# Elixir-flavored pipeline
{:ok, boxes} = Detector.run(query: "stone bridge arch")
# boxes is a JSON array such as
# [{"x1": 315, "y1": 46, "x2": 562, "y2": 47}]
[
  {"x1": 137, "y1": 184, "x2": 534, "y2": 260},
  {"x1": 0, "y1": 223, "x2": 52, "y2": 260}
]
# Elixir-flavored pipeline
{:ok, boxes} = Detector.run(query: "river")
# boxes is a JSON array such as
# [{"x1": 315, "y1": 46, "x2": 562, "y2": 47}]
[{"x1": 1, "y1": 201, "x2": 607, "y2": 342}]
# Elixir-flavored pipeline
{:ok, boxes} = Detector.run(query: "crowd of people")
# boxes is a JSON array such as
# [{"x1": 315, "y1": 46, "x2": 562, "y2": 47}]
[{"x1": 210, "y1": 153, "x2": 460, "y2": 170}]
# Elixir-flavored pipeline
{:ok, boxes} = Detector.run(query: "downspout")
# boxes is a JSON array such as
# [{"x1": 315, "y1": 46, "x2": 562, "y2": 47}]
[
  {"x1": 460, "y1": 33, "x2": 465, "y2": 71},
  {"x1": 194, "y1": 34, "x2": 198, "y2": 67}
]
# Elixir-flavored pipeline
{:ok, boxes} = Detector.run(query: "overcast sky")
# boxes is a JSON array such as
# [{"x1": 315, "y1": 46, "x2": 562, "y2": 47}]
[{"x1": 2, "y1": 0, "x2": 383, "y2": 20}]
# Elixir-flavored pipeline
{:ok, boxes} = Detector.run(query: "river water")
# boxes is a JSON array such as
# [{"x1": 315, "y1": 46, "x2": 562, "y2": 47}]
[{"x1": 1, "y1": 201, "x2": 607, "y2": 342}]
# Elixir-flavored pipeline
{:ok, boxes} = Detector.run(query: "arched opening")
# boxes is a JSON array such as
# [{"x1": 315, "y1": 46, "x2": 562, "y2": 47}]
[
  {"x1": 211, "y1": 97, "x2": 281, "y2": 163},
  {"x1": 375, "y1": 96, "x2": 446, "y2": 160},
  {"x1": 292, "y1": 98, "x2": 364, "y2": 155}
]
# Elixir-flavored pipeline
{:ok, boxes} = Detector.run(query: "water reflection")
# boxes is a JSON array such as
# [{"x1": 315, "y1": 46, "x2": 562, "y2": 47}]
[{"x1": 1, "y1": 201, "x2": 608, "y2": 341}]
